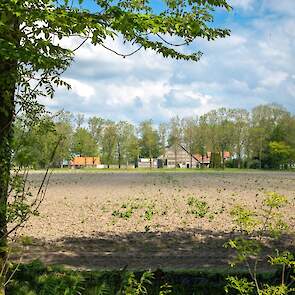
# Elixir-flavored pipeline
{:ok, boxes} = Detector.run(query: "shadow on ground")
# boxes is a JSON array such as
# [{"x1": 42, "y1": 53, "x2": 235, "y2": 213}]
[{"x1": 17, "y1": 228, "x2": 294, "y2": 271}]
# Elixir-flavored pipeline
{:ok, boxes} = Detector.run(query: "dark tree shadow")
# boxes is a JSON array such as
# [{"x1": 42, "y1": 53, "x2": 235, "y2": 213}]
[{"x1": 18, "y1": 228, "x2": 294, "y2": 271}]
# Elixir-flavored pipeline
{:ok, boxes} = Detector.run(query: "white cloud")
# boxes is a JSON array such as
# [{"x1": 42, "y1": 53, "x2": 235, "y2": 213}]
[
  {"x1": 260, "y1": 71, "x2": 288, "y2": 87},
  {"x1": 229, "y1": 0, "x2": 254, "y2": 10},
  {"x1": 64, "y1": 78, "x2": 95, "y2": 99},
  {"x1": 41, "y1": 2, "x2": 295, "y2": 122}
]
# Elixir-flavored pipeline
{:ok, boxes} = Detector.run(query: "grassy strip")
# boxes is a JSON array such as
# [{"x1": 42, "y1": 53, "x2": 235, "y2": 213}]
[
  {"x1": 27, "y1": 167, "x2": 295, "y2": 174},
  {"x1": 7, "y1": 260, "x2": 282, "y2": 295}
]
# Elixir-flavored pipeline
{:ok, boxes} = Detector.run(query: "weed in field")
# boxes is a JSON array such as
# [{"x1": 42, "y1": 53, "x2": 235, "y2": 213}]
[
  {"x1": 187, "y1": 196, "x2": 209, "y2": 218},
  {"x1": 112, "y1": 207, "x2": 133, "y2": 219},
  {"x1": 144, "y1": 207, "x2": 154, "y2": 221}
]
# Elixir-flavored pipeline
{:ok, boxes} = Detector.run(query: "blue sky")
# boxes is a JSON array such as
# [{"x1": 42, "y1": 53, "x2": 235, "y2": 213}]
[{"x1": 43, "y1": 0, "x2": 295, "y2": 123}]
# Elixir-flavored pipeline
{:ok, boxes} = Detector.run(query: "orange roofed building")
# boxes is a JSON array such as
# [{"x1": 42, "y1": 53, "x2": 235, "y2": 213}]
[{"x1": 69, "y1": 156, "x2": 100, "y2": 168}]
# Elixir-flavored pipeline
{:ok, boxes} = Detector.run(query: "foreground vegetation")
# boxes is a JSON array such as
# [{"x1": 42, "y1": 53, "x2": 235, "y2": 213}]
[{"x1": 7, "y1": 261, "x2": 288, "y2": 295}]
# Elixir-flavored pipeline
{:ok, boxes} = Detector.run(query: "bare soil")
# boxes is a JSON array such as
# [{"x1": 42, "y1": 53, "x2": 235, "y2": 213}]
[{"x1": 17, "y1": 171, "x2": 295, "y2": 270}]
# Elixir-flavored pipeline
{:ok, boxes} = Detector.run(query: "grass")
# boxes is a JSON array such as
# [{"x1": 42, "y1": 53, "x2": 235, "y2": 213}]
[
  {"x1": 28, "y1": 167, "x2": 292, "y2": 174},
  {"x1": 7, "y1": 260, "x2": 281, "y2": 295}
]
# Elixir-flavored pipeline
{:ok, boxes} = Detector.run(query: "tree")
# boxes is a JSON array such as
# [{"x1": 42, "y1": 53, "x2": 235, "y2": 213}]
[
  {"x1": 231, "y1": 109, "x2": 249, "y2": 168},
  {"x1": 249, "y1": 104, "x2": 289, "y2": 168},
  {"x1": 195, "y1": 116, "x2": 208, "y2": 167},
  {"x1": 268, "y1": 141, "x2": 295, "y2": 169},
  {"x1": 202, "y1": 110, "x2": 221, "y2": 168},
  {"x1": 88, "y1": 116, "x2": 105, "y2": 146},
  {"x1": 116, "y1": 121, "x2": 138, "y2": 168},
  {"x1": 101, "y1": 122, "x2": 117, "y2": 168},
  {"x1": 13, "y1": 115, "x2": 57, "y2": 169},
  {"x1": 182, "y1": 117, "x2": 198, "y2": 168},
  {"x1": 52, "y1": 111, "x2": 74, "y2": 167},
  {"x1": 158, "y1": 123, "x2": 168, "y2": 160},
  {"x1": 215, "y1": 108, "x2": 234, "y2": 169},
  {"x1": 139, "y1": 120, "x2": 159, "y2": 168},
  {"x1": 72, "y1": 127, "x2": 98, "y2": 157},
  {"x1": 0, "y1": 0, "x2": 231, "y2": 291},
  {"x1": 168, "y1": 116, "x2": 182, "y2": 168}
]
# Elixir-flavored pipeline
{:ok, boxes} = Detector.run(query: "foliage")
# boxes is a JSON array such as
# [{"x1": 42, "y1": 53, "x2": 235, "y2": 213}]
[
  {"x1": 9, "y1": 261, "x2": 291, "y2": 295},
  {"x1": 187, "y1": 196, "x2": 209, "y2": 218},
  {"x1": 139, "y1": 120, "x2": 160, "y2": 163},
  {"x1": 72, "y1": 127, "x2": 98, "y2": 157},
  {"x1": 268, "y1": 141, "x2": 295, "y2": 169},
  {"x1": 11, "y1": 103, "x2": 295, "y2": 170},
  {"x1": 224, "y1": 192, "x2": 294, "y2": 295},
  {"x1": 112, "y1": 207, "x2": 133, "y2": 219},
  {"x1": 144, "y1": 206, "x2": 154, "y2": 221}
]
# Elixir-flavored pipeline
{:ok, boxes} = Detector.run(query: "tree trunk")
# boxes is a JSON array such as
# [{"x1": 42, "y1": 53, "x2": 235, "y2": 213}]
[
  {"x1": 0, "y1": 11, "x2": 19, "y2": 293},
  {"x1": 190, "y1": 154, "x2": 192, "y2": 169},
  {"x1": 174, "y1": 146, "x2": 177, "y2": 168},
  {"x1": 118, "y1": 143, "x2": 121, "y2": 169},
  {"x1": 221, "y1": 149, "x2": 225, "y2": 169},
  {"x1": 237, "y1": 152, "x2": 241, "y2": 169},
  {"x1": 0, "y1": 61, "x2": 16, "y2": 294},
  {"x1": 259, "y1": 138, "x2": 262, "y2": 169}
]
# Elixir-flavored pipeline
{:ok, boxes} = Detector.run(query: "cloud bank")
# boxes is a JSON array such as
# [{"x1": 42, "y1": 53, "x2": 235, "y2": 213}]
[{"x1": 41, "y1": 1, "x2": 295, "y2": 123}]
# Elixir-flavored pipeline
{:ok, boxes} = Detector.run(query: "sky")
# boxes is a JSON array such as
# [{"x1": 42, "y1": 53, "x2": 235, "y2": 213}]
[{"x1": 42, "y1": 0, "x2": 295, "y2": 124}]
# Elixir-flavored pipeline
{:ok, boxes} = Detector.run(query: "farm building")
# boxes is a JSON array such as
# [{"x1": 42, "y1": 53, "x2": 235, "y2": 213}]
[
  {"x1": 69, "y1": 156, "x2": 100, "y2": 168},
  {"x1": 161, "y1": 145, "x2": 200, "y2": 168},
  {"x1": 160, "y1": 145, "x2": 230, "y2": 168},
  {"x1": 135, "y1": 158, "x2": 158, "y2": 168}
]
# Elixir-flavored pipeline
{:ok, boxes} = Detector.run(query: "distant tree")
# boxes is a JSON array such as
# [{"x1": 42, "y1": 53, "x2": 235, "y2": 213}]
[
  {"x1": 158, "y1": 123, "x2": 168, "y2": 159},
  {"x1": 117, "y1": 121, "x2": 139, "y2": 167},
  {"x1": 250, "y1": 104, "x2": 289, "y2": 168},
  {"x1": 202, "y1": 110, "x2": 221, "y2": 168},
  {"x1": 168, "y1": 116, "x2": 182, "y2": 168},
  {"x1": 215, "y1": 108, "x2": 234, "y2": 169},
  {"x1": 101, "y1": 122, "x2": 117, "y2": 168},
  {"x1": 13, "y1": 115, "x2": 58, "y2": 169},
  {"x1": 75, "y1": 113, "x2": 85, "y2": 129},
  {"x1": 139, "y1": 120, "x2": 160, "y2": 168},
  {"x1": 195, "y1": 116, "x2": 208, "y2": 167},
  {"x1": 116, "y1": 121, "x2": 137, "y2": 168},
  {"x1": 268, "y1": 141, "x2": 295, "y2": 169},
  {"x1": 51, "y1": 112, "x2": 74, "y2": 167},
  {"x1": 231, "y1": 109, "x2": 249, "y2": 168},
  {"x1": 72, "y1": 128, "x2": 98, "y2": 157},
  {"x1": 182, "y1": 117, "x2": 198, "y2": 168},
  {"x1": 88, "y1": 116, "x2": 105, "y2": 147}
]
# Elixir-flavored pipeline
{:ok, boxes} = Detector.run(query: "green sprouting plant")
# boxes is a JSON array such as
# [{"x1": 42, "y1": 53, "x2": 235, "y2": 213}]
[
  {"x1": 112, "y1": 207, "x2": 133, "y2": 220},
  {"x1": 118, "y1": 270, "x2": 154, "y2": 295},
  {"x1": 225, "y1": 192, "x2": 294, "y2": 295},
  {"x1": 187, "y1": 196, "x2": 209, "y2": 218},
  {"x1": 144, "y1": 207, "x2": 154, "y2": 221}
]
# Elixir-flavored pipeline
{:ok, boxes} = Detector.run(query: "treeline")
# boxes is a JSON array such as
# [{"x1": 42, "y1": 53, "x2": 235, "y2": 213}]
[{"x1": 13, "y1": 103, "x2": 295, "y2": 169}]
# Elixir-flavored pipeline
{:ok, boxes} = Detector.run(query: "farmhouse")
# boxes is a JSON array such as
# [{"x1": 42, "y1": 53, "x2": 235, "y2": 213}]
[
  {"x1": 161, "y1": 146, "x2": 230, "y2": 168},
  {"x1": 161, "y1": 145, "x2": 200, "y2": 168},
  {"x1": 69, "y1": 156, "x2": 100, "y2": 168}
]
